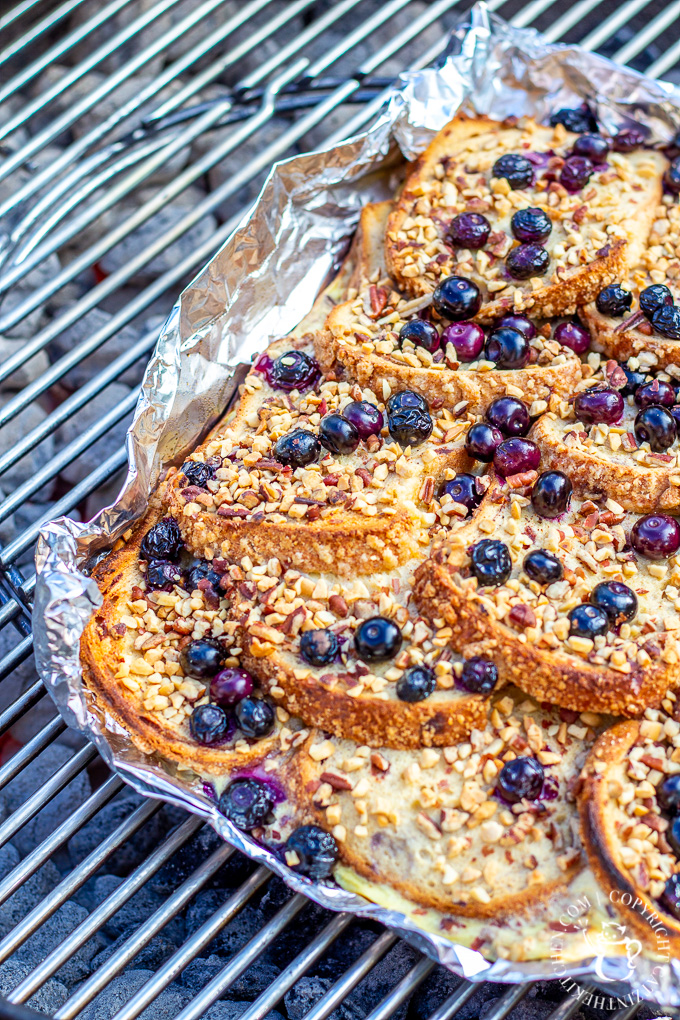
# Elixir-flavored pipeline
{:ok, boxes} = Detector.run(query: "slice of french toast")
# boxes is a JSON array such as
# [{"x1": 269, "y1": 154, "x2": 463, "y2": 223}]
[
  {"x1": 531, "y1": 361, "x2": 680, "y2": 512},
  {"x1": 220, "y1": 553, "x2": 497, "y2": 749},
  {"x1": 413, "y1": 473, "x2": 680, "y2": 716},
  {"x1": 385, "y1": 115, "x2": 666, "y2": 320},
  {"x1": 288, "y1": 687, "x2": 597, "y2": 917},
  {"x1": 319, "y1": 203, "x2": 583, "y2": 413},
  {"x1": 579, "y1": 702, "x2": 680, "y2": 953}
]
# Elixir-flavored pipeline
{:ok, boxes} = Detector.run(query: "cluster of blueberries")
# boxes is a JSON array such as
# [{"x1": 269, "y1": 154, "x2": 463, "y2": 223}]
[{"x1": 597, "y1": 277, "x2": 680, "y2": 342}]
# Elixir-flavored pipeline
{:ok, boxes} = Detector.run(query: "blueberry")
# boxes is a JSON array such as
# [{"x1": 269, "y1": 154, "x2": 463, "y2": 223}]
[
  {"x1": 140, "y1": 517, "x2": 183, "y2": 562},
  {"x1": 612, "y1": 127, "x2": 646, "y2": 152},
  {"x1": 432, "y1": 276, "x2": 481, "y2": 321},
  {"x1": 553, "y1": 321, "x2": 590, "y2": 355},
  {"x1": 386, "y1": 390, "x2": 427, "y2": 414},
  {"x1": 145, "y1": 560, "x2": 183, "y2": 591},
  {"x1": 354, "y1": 617, "x2": 402, "y2": 661},
  {"x1": 465, "y1": 422, "x2": 503, "y2": 462},
  {"x1": 631, "y1": 514, "x2": 680, "y2": 559},
  {"x1": 523, "y1": 549, "x2": 563, "y2": 585},
  {"x1": 211, "y1": 668, "x2": 254, "y2": 707},
  {"x1": 493, "y1": 437, "x2": 540, "y2": 478},
  {"x1": 665, "y1": 157, "x2": 680, "y2": 195},
  {"x1": 273, "y1": 429, "x2": 320, "y2": 468},
  {"x1": 596, "y1": 284, "x2": 632, "y2": 317},
  {"x1": 440, "y1": 473, "x2": 483, "y2": 515},
  {"x1": 387, "y1": 407, "x2": 433, "y2": 447},
  {"x1": 448, "y1": 212, "x2": 491, "y2": 249},
  {"x1": 300, "y1": 628, "x2": 339, "y2": 666},
  {"x1": 531, "y1": 471, "x2": 572, "y2": 519},
  {"x1": 651, "y1": 305, "x2": 680, "y2": 340},
  {"x1": 568, "y1": 603, "x2": 609, "y2": 639},
  {"x1": 285, "y1": 825, "x2": 338, "y2": 879},
  {"x1": 660, "y1": 874, "x2": 680, "y2": 919},
  {"x1": 186, "y1": 560, "x2": 222, "y2": 592},
  {"x1": 634, "y1": 405, "x2": 677, "y2": 452},
  {"x1": 497, "y1": 757, "x2": 544, "y2": 803},
  {"x1": 484, "y1": 327, "x2": 530, "y2": 370},
  {"x1": 396, "y1": 665, "x2": 436, "y2": 702},
  {"x1": 572, "y1": 134, "x2": 609, "y2": 162},
  {"x1": 270, "y1": 350, "x2": 319, "y2": 391},
  {"x1": 486, "y1": 396, "x2": 530, "y2": 437},
  {"x1": 668, "y1": 817, "x2": 680, "y2": 858},
  {"x1": 457, "y1": 657, "x2": 498, "y2": 694},
  {"x1": 319, "y1": 414, "x2": 360, "y2": 455},
  {"x1": 190, "y1": 703, "x2": 230, "y2": 745},
  {"x1": 441, "y1": 321, "x2": 485, "y2": 362},
  {"x1": 219, "y1": 778, "x2": 274, "y2": 830},
  {"x1": 635, "y1": 379, "x2": 676, "y2": 408},
  {"x1": 181, "y1": 460, "x2": 214, "y2": 488},
  {"x1": 398, "y1": 318, "x2": 440, "y2": 353},
  {"x1": 640, "y1": 284, "x2": 674, "y2": 319},
  {"x1": 574, "y1": 387, "x2": 624, "y2": 425},
  {"x1": 658, "y1": 775, "x2": 680, "y2": 814},
  {"x1": 469, "y1": 539, "x2": 512, "y2": 587},
  {"x1": 620, "y1": 366, "x2": 647, "y2": 397},
  {"x1": 492, "y1": 153, "x2": 534, "y2": 189},
  {"x1": 342, "y1": 400, "x2": 383, "y2": 439},
  {"x1": 590, "y1": 581, "x2": 638, "y2": 625},
  {"x1": 506, "y1": 243, "x2": 550, "y2": 280},
  {"x1": 180, "y1": 639, "x2": 223, "y2": 679},
  {"x1": 510, "y1": 207, "x2": 552, "y2": 244},
  {"x1": 549, "y1": 106, "x2": 597, "y2": 134},
  {"x1": 234, "y1": 696, "x2": 276, "y2": 738},
  {"x1": 499, "y1": 314, "x2": 536, "y2": 339},
  {"x1": 559, "y1": 156, "x2": 593, "y2": 192}
]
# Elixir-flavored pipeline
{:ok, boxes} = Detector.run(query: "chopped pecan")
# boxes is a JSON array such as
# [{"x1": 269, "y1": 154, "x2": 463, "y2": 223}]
[
  {"x1": 320, "y1": 770, "x2": 353, "y2": 791},
  {"x1": 328, "y1": 594, "x2": 349, "y2": 617},
  {"x1": 508, "y1": 603, "x2": 536, "y2": 630}
]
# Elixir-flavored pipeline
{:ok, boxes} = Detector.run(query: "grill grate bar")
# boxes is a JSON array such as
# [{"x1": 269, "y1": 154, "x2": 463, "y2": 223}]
[
  {"x1": 484, "y1": 983, "x2": 536, "y2": 1020},
  {"x1": 363, "y1": 957, "x2": 436, "y2": 1020},
  {"x1": 611, "y1": 0, "x2": 680, "y2": 64},
  {"x1": 422, "y1": 980, "x2": 479, "y2": 1020},
  {"x1": 302, "y1": 929, "x2": 400, "y2": 1020},
  {"x1": 0, "y1": 0, "x2": 86, "y2": 68}
]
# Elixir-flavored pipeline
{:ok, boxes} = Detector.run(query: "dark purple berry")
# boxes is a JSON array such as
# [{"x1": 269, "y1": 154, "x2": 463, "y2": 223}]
[
  {"x1": 300, "y1": 628, "x2": 339, "y2": 666},
  {"x1": 553, "y1": 321, "x2": 590, "y2": 355},
  {"x1": 469, "y1": 539, "x2": 512, "y2": 587},
  {"x1": 219, "y1": 778, "x2": 274, "y2": 829},
  {"x1": 386, "y1": 390, "x2": 427, "y2": 414},
  {"x1": 634, "y1": 405, "x2": 677, "y2": 452},
  {"x1": 506, "y1": 244, "x2": 550, "y2": 280},
  {"x1": 448, "y1": 212, "x2": 491, "y2": 249},
  {"x1": 590, "y1": 581, "x2": 637, "y2": 625},
  {"x1": 631, "y1": 514, "x2": 680, "y2": 559},
  {"x1": 234, "y1": 696, "x2": 275, "y2": 738},
  {"x1": 396, "y1": 666, "x2": 436, "y2": 702},
  {"x1": 523, "y1": 549, "x2": 563, "y2": 585},
  {"x1": 620, "y1": 366, "x2": 647, "y2": 397},
  {"x1": 211, "y1": 668, "x2": 254, "y2": 707},
  {"x1": 319, "y1": 414, "x2": 360, "y2": 455},
  {"x1": 612, "y1": 127, "x2": 646, "y2": 152},
  {"x1": 270, "y1": 350, "x2": 319, "y2": 391},
  {"x1": 458, "y1": 657, "x2": 498, "y2": 694},
  {"x1": 486, "y1": 396, "x2": 530, "y2": 437},
  {"x1": 510, "y1": 207, "x2": 551, "y2": 243},
  {"x1": 273, "y1": 429, "x2": 320, "y2": 468},
  {"x1": 550, "y1": 106, "x2": 597, "y2": 134},
  {"x1": 660, "y1": 874, "x2": 680, "y2": 918},
  {"x1": 667, "y1": 817, "x2": 680, "y2": 858},
  {"x1": 635, "y1": 379, "x2": 676, "y2": 408},
  {"x1": 285, "y1": 825, "x2": 338, "y2": 879},
  {"x1": 441, "y1": 321, "x2": 484, "y2": 361},
  {"x1": 342, "y1": 400, "x2": 383, "y2": 439},
  {"x1": 180, "y1": 639, "x2": 223, "y2": 679},
  {"x1": 465, "y1": 422, "x2": 503, "y2": 462},
  {"x1": 640, "y1": 284, "x2": 674, "y2": 319},
  {"x1": 665, "y1": 157, "x2": 680, "y2": 195},
  {"x1": 560, "y1": 156, "x2": 593, "y2": 192},
  {"x1": 484, "y1": 327, "x2": 529, "y2": 370},
  {"x1": 574, "y1": 387, "x2": 624, "y2": 425},
  {"x1": 658, "y1": 775, "x2": 680, "y2": 814},
  {"x1": 186, "y1": 560, "x2": 221, "y2": 592},
  {"x1": 432, "y1": 276, "x2": 481, "y2": 320},
  {"x1": 568, "y1": 603, "x2": 609, "y2": 639},
  {"x1": 440, "y1": 473, "x2": 483, "y2": 515},
  {"x1": 596, "y1": 284, "x2": 632, "y2": 317},
  {"x1": 387, "y1": 407, "x2": 433, "y2": 446},
  {"x1": 145, "y1": 560, "x2": 183, "y2": 591},
  {"x1": 140, "y1": 517, "x2": 182, "y2": 562},
  {"x1": 492, "y1": 153, "x2": 534, "y2": 189},
  {"x1": 190, "y1": 703, "x2": 229, "y2": 746},
  {"x1": 493, "y1": 437, "x2": 540, "y2": 477},
  {"x1": 499, "y1": 314, "x2": 536, "y2": 339},
  {"x1": 399, "y1": 318, "x2": 440, "y2": 353},
  {"x1": 651, "y1": 305, "x2": 680, "y2": 340},
  {"x1": 572, "y1": 134, "x2": 609, "y2": 162},
  {"x1": 181, "y1": 460, "x2": 214, "y2": 488},
  {"x1": 497, "y1": 757, "x2": 544, "y2": 803},
  {"x1": 531, "y1": 471, "x2": 572, "y2": 519},
  {"x1": 355, "y1": 617, "x2": 402, "y2": 661}
]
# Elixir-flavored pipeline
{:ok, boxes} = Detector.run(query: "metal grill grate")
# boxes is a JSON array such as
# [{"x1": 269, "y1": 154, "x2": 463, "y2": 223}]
[{"x1": 0, "y1": 2, "x2": 679, "y2": 1018}]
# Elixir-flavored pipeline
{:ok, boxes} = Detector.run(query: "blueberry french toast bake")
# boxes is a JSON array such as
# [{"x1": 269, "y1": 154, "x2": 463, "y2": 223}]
[{"x1": 82, "y1": 111, "x2": 680, "y2": 969}]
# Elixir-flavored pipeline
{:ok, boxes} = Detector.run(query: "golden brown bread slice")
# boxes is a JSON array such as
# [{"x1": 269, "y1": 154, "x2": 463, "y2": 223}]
[
  {"x1": 385, "y1": 115, "x2": 666, "y2": 321},
  {"x1": 288, "y1": 688, "x2": 597, "y2": 917},
  {"x1": 531, "y1": 362, "x2": 680, "y2": 513},
  {"x1": 80, "y1": 497, "x2": 286, "y2": 775},
  {"x1": 579, "y1": 705, "x2": 680, "y2": 954},
  {"x1": 220, "y1": 553, "x2": 497, "y2": 749},
  {"x1": 319, "y1": 202, "x2": 583, "y2": 413},
  {"x1": 413, "y1": 474, "x2": 680, "y2": 716}
]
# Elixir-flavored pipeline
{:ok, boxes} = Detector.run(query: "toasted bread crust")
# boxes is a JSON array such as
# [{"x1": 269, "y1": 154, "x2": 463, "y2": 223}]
[{"x1": 582, "y1": 302, "x2": 680, "y2": 370}]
